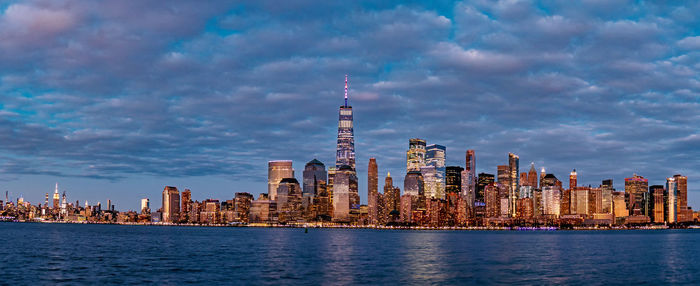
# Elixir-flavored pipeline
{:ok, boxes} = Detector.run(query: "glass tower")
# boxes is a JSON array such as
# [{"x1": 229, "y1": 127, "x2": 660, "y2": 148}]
[{"x1": 336, "y1": 75, "x2": 355, "y2": 171}]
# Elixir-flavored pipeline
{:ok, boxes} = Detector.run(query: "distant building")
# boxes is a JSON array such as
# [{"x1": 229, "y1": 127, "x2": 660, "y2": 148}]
[
  {"x1": 665, "y1": 177, "x2": 677, "y2": 223},
  {"x1": 674, "y1": 174, "x2": 691, "y2": 222},
  {"x1": 464, "y1": 150, "x2": 476, "y2": 199},
  {"x1": 303, "y1": 159, "x2": 327, "y2": 197},
  {"x1": 234, "y1": 192, "x2": 254, "y2": 223},
  {"x1": 268, "y1": 160, "x2": 294, "y2": 201},
  {"x1": 384, "y1": 172, "x2": 400, "y2": 213},
  {"x1": 181, "y1": 189, "x2": 192, "y2": 222},
  {"x1": 425, "y1": 144, "x2": 446, "y2": 198},
  {"x1": 333, "y1": 165, "x2": 357, "y2": 221},
  {"x1": 542, "y1": 186, "x2": 561, "y2": 217},
  {"x1": 404, "y1": 171, "x2": 424, "y2": 197},
  {"x1": 477, "y1": 173, "x2": 494, "y2": 203},
  {"x1": 508, "y1": 153, "x2": 519, "y2": 217},
  {"x1": 421, "y1": 165, "x2": 441, "y2": 199},
  {"x1": 406, "y1": 138, "x2": 426, "y2": 172},
  {"x1": 162, "y1": 186, "x2": 180, "y2": 223},
  {"x1": 336, "y1": 75, "x2": 356, "y2": 171},
  {"x1": 445, "y1": 166, "x2": 463, "y2": 195},
  {"x1": 140, "y1": 198, "x2": 150, "y2": 214},
  {"x1": 625, "y1": 174, "x2": 648, "y2": 215},
  {"x1": 277, "y1": 178, "x2": 302, "y2": 223},
  {"x1": 649, "y1": 185, "x2": 664, "y2": 223},
  {"x1": 367, "y1": 158, "x2": 378, "y2": 225},
  {"x1": 528, "y1": 163, "x2": 538, "y2": 189}
]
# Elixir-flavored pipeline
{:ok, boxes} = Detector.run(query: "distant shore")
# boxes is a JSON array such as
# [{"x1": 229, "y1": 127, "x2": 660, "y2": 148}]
[{"x1": 2, "y1": 219, "x2": 695, "y2": 231}]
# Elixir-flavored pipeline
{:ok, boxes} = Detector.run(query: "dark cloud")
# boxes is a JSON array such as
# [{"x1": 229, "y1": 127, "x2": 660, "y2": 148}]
[{"x1": 0, "y1": 0, "x2": 699, "y2": 210}]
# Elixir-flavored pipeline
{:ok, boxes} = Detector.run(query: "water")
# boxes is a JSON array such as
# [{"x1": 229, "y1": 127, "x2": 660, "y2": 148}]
[{"x1": 1, "y1": 223, "x2": 699, "y2": 285}]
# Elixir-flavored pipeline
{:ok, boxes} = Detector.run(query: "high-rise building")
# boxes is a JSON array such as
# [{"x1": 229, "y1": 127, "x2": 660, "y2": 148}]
[
  {"x1": 665, "y1": 177, "x2": 677, "y2": 223},
  {"x1": 368, "y1": 158, "x2": 378, "y2": 224},
  {"x1": 53, "y1": 183, "x2": 60, "y2": 209},
  {"x1": 277, "y1": 178, "x2": 302, "y2": 223},
  {"x1": 303, "y1": 159, "x2": 327, "y2": 197},
  {"x1": 141, "y1": 198, "x2": 150, "y2": 213},
  {"x1": 477, "y1": 173, "x2": 495, "y2": 203},
  {"x1": 426, "y1": 144, "x2": 446, "y2": 197},
  {"x1": 464, "y1": 150, "x2": 476, "y2": 198},
  {"x1": 674, "y1": 174, "x2": 689, "y2": 222},
  {"x1": 333, "y1": 165, "x2": 357, "y2": 221},
  {"x1": 181, "y1": 189, "x2": 192, "y2": 221},
  {"x1": 542, "y1": 186, "x2": 561, "y2": 217},
  {"x1": 461, "y1": 169, "x2": 475, "y2": 208},
  {"x1": 520, "y1": 172, "x2": 529, "y2": 187},
  {"x1": 445, "y1": 166, "x2": 464, "y2": 195},
  {"x1": 528, "y1": 163, "x2": 537, "y2": 189},
  {"x1": 569, "y1": 169, "x2": 577, "y2": 190},
  {"x1": 539, "y1": 168, "x2": 546, "y2": 189},
  {"x1": 404, "y1": 171, "x2": 424, "y2": 197},
  {"x1": 497, "y1": 165, "x2": 509, "y2": 185},
  {"x1": 162, "y1": 186, "x2": 180, "y2": 223},
  {"x1": 336, "y1": 75, "x2": 356, "y2": 171},
  {"x1": 508, "y1": 153, "x2": 519, "y2": 217},
  {"x1": 649, "y1": 185, "x2": 664, "y2": 223},
  {"x1": 421, "y1": 165, "x2": 442, "y2": 199},
  {"x1": 384, "y1": 172, "x2": 400, "y2": 213},
  {"x1": 406, "y1": 138, "x2": 426, "y2": 172},
  {"x1": 625, "y1": 174, "x2": 648, "y2": 216},
  {"x1": 268, "y1": 160, "x2": 294, "y2": 201}
]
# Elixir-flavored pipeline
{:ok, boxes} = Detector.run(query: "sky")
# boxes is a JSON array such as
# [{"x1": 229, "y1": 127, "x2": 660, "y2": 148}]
[{"x1": 0, "y1": 0, "x2": 699, "y2": 211}]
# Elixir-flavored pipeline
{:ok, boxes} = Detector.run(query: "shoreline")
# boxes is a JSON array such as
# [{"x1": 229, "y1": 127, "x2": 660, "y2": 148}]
[{"x1": 2, "y1": 219, "x2": 692, "y2": 231}]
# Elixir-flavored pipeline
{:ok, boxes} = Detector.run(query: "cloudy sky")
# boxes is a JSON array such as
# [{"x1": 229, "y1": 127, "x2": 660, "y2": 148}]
[{"x1": 1, "y1": 0, "x2": 699, "y2": 211}]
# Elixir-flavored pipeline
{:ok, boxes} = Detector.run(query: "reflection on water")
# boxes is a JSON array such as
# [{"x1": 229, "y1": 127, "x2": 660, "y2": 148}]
[{"x1": 1, "y1": 224, "x2": 699, "y2": 284}]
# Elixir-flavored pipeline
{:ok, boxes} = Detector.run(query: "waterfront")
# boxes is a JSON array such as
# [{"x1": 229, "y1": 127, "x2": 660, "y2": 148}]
[{"x1": 1, "y1": 223, "x2": 699, "y2": 284}]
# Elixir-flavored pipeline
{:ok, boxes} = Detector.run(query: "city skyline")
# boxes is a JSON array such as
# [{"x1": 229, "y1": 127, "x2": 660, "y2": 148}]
[{"x1": 0, "y1": 1, "x2": 699, "y2": 211}]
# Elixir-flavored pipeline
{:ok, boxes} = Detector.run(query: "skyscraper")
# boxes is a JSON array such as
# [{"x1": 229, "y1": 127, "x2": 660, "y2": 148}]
[
  {"x1": 649, "y1": 185, "x2": 664, "y2": 223},
  {"x1": 464, "y1": 150, "x2": 476, "y2": 199},
  {"x1": 404, "y1": 171, "x2": 424, "y2": 197},
  {"x1": 368, "y1": 158, "x2": 378, "y2": 224},
  {"x1": 477, "y1": 173, "x2": 495, "y2": 203},
  {"x1": 181, "y1": 189, "x2": 192, "y2": 221},
  {"x1": 445, "y1": 166, "x2": 464, "y2": 195},
  {"x1": 674, "y1": 174, "x2": 689, "y2": 222},
  {"x1": 303, "y1": 159, "x2": 327, "y2": 197},
  {"x1": 425, "y1": 144, "x2": 446, "y2": 197},
  {"x1": 141, "y1": 198, "x2": 150, "y2": 213},
  {"x1": 333, "y1": 165, "x2": 357, "y2": 221},
  {"x1": 336, "y1": 75, "x2": 355, "y2": 171},
  {"x1": 53, "y1": 183, "x2": 60, "y2": 209},
  {"x1": 421, "y1": 165, "x2": 441, "y2": 199},
  {"x1": 406, "y1": 138, "x2": 426, "y2": 172},
  {"x1": 268, "y1": 160, "x2": 294, "y2": 201},
  {"x1": 162, "y1": 186, "x2": 180, "y2": 223},
  {"x1": 569, "y1": 169, "x2": 577, "y2": 190},
  {"x1": 625, "y1": 174, "x2": 648, "y2": 216},
  {"x1": 665, "y1": 177, "x2": 677, "y2": 223},
  {"x1": 508, "y1": 153, "x2": 519, "y2": 217},
  {"x1": 528, "y1": 163, "x2": 537, "y2": 189},
  {"x1": 384, "y1": 172, "x2": 400, "y2": 213}
]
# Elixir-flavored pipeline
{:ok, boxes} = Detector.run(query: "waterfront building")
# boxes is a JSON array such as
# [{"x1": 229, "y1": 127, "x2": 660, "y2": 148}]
[
  {"x1": 601, "y1": 181, "x2": 614, "y2": 214},
  {"x1": 421, "y1": 165, "x2": 442, "y2": 199},
  {"x1": 368, "y1": 158, "x2": 378, "y2": 224},
  {"x1": 336, "y1": 75, "x2": 356, "y2": 171},
  {"x1": 445, "y1": 166, "x2": 463, "y2": 195},
  {"x1": 542, "y1": 186, "x2": 561, "y2": 217},
  {"x1": 406, "y1": 138, "x2": 426, "y2": 172},
  {"x1": 303, "y1": 159, "x2": 327, "y2": 197},
  {"x1": 404, "y1": 171, "x2": 424, "y2": 197},
  {"x1": 384, "y1": 172, "x2": 400, "y2": 213},
  {"x1": 516, "y1": 198, "x2": 534, "y2": 219},
  {"x1": 425, "y1": 144, "x2": 446, "y2": 197},
  {"x1": 674, "y1": 174, "x2": 691, "y2": 222},
  {"x1": 277, "y1": 178, "x2": 302, "y2": 223},
  {"x1": 665, "y1": 177, "x2": 677, "y2": 223},
  {"x1": 400, "y1": 194, "x2": 413, "y2": 223},
  {"x1": 649, "y1": 185, "x2": 665, "y2": 223},
  {"x1": 461, "y1": 169, "x2": 474, "y2": 211},
  {"x1": 528, "y1": 163, "x2": 538, "y2": 189},
  {"x1": 162, "y1": 186, "x2": 180, "y2": 223},
  {"x1": 625, "y1": 174, "x2": 648, "y2": 216},
  {"x1": 333, "y1": 165, "x2": 357, "y2": 221},
  {"x1": 249, "y1": 196, "x2": 276, "y2": 223},
  {"x1": 140, "y1": 198, "x2": 150, "y2": 214},
  {"x1": 573, "y1": 187, "x2": 589, "y2": 216},
  {"x1": 485, "y1": 183, "x2": 507, "y2": 218},
  {"x1": 181, "y1": 189, "x2": 192, "y2": 222},
  {"x1": 235, "y1": 192, "x2": 253, "y2": 223},
  {"x1": 508, "y1": 153, "x2": 519, "y2": 217},
  {"x1": 477, "y1": 173, "x2": 494, "y2": 203},
  {"x1": 613, "y1": 191, "x2": 628, "y2": 220},
  {"x1": 268, "y1": 160, "x2": 294, "y2": 201}
]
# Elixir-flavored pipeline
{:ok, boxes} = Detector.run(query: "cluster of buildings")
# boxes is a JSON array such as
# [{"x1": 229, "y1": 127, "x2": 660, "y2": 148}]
[{"x1": 1, "y1": 76, "x2": 697, "y2": 228}]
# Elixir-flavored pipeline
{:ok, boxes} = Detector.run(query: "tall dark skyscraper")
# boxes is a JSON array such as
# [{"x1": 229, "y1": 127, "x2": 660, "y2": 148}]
[
  {"x1": 477, "y1": 173, "x2": 495, "y2": 203},
  {"x1": 463, "y1": 150, "x2": 476, "y2": 199},
  {"x1": 336, "y1": 75, "x2": 355, "y2": 171},
  {"x1": 303, "y1": 159, "x2": 327, "y2": 197},
  {"x1": 508, "y1": 153, "x2": 519, "y2": 217},
  {"x1": 368, "y1": 158, "x2": 378, "y2": 224},
  {"x1": 625, "y1": 174, "x2": 648, "y2": 216}
]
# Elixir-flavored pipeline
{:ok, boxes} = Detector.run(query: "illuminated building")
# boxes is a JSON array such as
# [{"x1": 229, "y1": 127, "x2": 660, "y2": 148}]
[
  {"x1": 421, "y1": 165, "x2": 441, "y2": 199},
  {"x1": 53, "y1": 183, "x2": 60, "y2": 209},
  {"x1": 601, "y1": 180, "x2": 614, "y2": 214},
  {"x1": 368, "y1": 158, "x2": 378, "y2": 224},
  {"x1": 625, "y1": 174, "x2": 648, "y2": 215},
  {"x1": 384, "y1": 172, "x2": 400, "y2": 213},
  {"x1": 520, "y1": 172, "x2": 529, "y2": 187},
  {"x1": 268, "y1": 160, "x2": 294, "y2": 201},
  {"x1": 400, "y1": 194, "x2": 413, "y2": 223},
  {"x1": 477, "y1": 173, "x2": 494, "y2": 203},
  {"x1": 519, "y1": 186, "x2": 534, "y2": 199},
  {"x1": 665, "y1": 177, "x2": 677, "y2": 223},
  {"x1": 573, "y1": 187, "x2": 589, "y2": 216},
  {"x1": 333, "y1": 165, "x2": 357, "y2": 221},
  {"x1": 485, "y1": 183, "x2": 506, "y2": 218},
  {"x1": 508, "y1": 153, "x2": 519, "y2": 217},
  {"x1": 250, "y1": 196, "x2": 276, "y2": 223},
  {"x1": 674, "y1": 174, "x2": 690, "y2": 222},
  {"x1": 539, "y1": 168, "x2": 546, "y2": 188},
  {"x1": 569, "y1": 169, "x2": 577, "y2": 189},
  {"x1": 277, "y1": 178, "x2": 302, "y2": 223},
  {"x1": 464, "y1": 150, "x2": 476, "y2": 196},
  {"x1": 181, "y1": 189, "x2": 192, "y2": 222},
  {"x1": 612, "y1": 191, "x2": 628, "y2": 220},
  {"x1": 445, "y1": 166, "x2": 463, "y2": 195},
  {"x1": 649, "y1": 185, "x2": 664, "y2": 223},
  {"x1": 461, "y1": 169, "x2": 474, "y2": 210},
  {"x1": 336, "y1": 75, "x2": 356, "y2": 171},
  {"x1": 516, "y1": 198, "x2": 534, "y2": 219},
  {"x1": 497, "y1": 165, "x2": 509, "y2": 185},
  {"x1": 303, "y1": 159, "x2": 327, "y2": 197},
  {"x1": 528, "y1": 163, "x2": 537, "y2": 189},
  {"x1": 406, "y1": 138, "x2": 426, "y2": 172},
  {"x1": 404, "y1": 171, "x2": 424, "y2": 197},
  {"x1": 235, "y1": 192, "x2": 253, "y2": 223},
  {"x1": 589, "y1": 187, "x2": 602, "y2": 215},
  {"x1": 542, "y1": 186, "x2": 561, "y2": 217},
  {"x1": 162, "y1": 186, "x2": 180, "y2": 223},
  {"x1": 426, "y1": 144, "x2": 446, "y2": 197}
]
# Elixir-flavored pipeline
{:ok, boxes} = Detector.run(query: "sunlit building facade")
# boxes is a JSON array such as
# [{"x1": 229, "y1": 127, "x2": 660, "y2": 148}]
[
  {"x1": 406, "y1": 138, "x2": 426, "y2": 172},
  {"x1": 268, "y1": 160, "x2": 294, "y2": 201}
]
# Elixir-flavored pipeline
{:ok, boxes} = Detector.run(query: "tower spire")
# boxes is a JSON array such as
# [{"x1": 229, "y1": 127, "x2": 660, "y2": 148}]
[{"x1": 344, "y1": 74, "x2": 348, "y2": 107}]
